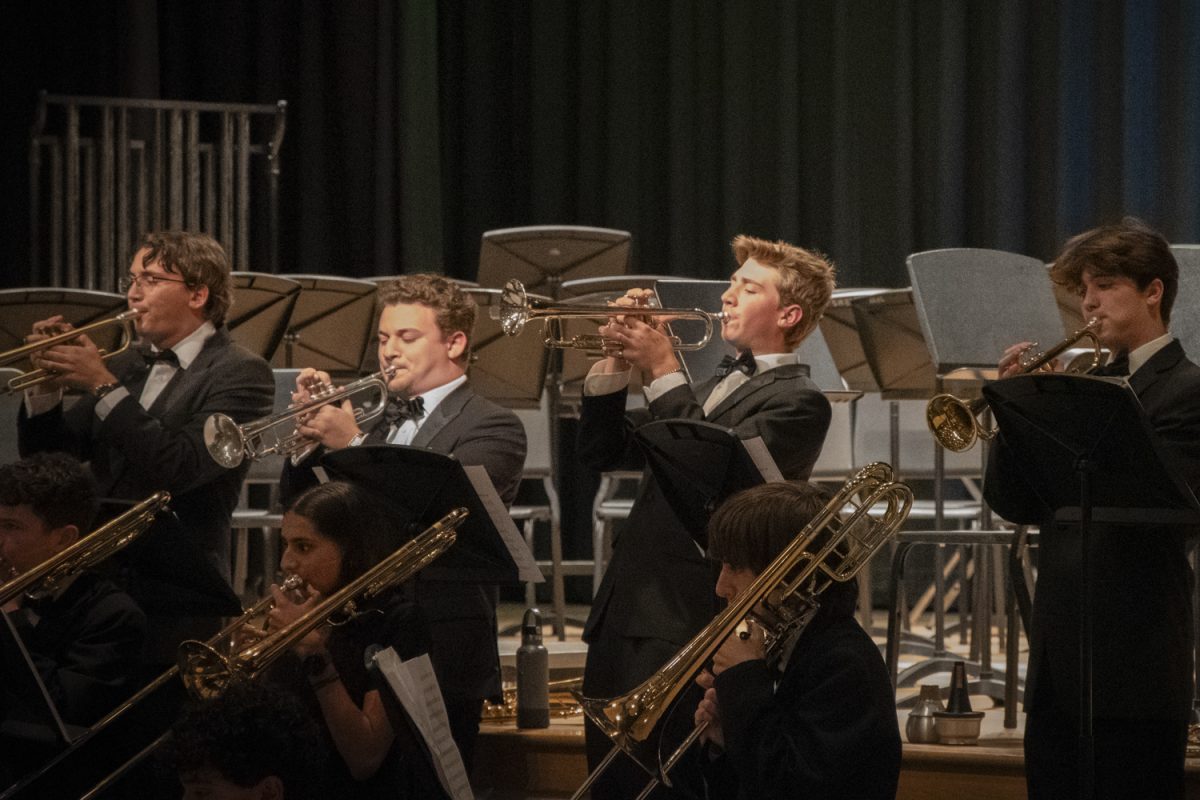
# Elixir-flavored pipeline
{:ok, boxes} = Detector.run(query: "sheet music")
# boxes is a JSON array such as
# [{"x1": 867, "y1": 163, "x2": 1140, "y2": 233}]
[
  {"x1": 374, "y1": 648, "x2": 474, "y2": 800},
  {"x1": 462, "y1": 464, "x2": 543, "y2": 583},
  {"x1": 741, "y1": 435, "x2": 784, "y2": 483}
]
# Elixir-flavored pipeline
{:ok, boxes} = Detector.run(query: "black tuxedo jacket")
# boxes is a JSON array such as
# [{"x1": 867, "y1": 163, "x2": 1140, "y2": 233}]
[
  {"x1": 986, "y1": 339, "x2": 1200, "y2": 720},
  {"x1": 2, "y1": 572, "x2": 147, "y2": 727},
  {"x1": 579, "y1": 364, "x2": 832, "y2": 652},
  {"x1": 701, "y1": 586, "x2": 901, "y2": 800},
  {"x1": 281, "y1": 380, "x2": 527, "y2": 701},
  {"x1": 17, "y1": 328, "x2": 274, "y2": 577}
]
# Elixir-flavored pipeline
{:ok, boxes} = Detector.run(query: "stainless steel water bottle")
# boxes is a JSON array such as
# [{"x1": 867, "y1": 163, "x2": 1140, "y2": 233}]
[{"x1": 516, "y1": 607, "x2": 549, "y2": 728}]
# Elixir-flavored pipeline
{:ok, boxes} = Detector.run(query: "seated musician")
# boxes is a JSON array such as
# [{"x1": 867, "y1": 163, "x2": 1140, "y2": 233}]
[
  {"x1": 263, "y1": 480, "x2": 446, "y2": 799},
  {"x1": 169, "y1": 682, "x2": 326, "y2": 800},
  {"x1": 0, "y1": 452, "x2": 147, "y2": 729},
  {"x1": 690, "y1": 481, "x2": 900, "y2": 800}
]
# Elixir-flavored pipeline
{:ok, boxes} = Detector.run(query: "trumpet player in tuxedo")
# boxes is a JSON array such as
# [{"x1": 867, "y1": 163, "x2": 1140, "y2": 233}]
[
  {"x1": 280, "y1": 274, "x2": 525, "y2": 770},
  {"x1": 985, "y1": 218, "x2": 1200, "y2": 799}
]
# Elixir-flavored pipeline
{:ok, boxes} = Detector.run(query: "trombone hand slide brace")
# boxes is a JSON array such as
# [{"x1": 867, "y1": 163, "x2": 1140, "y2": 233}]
[
  {"x1": 0, "y1": 491, "x2": 170, "y2": 607},
  {"x1": 569, "y1": 464, "x2": 913, "y2": 800}
]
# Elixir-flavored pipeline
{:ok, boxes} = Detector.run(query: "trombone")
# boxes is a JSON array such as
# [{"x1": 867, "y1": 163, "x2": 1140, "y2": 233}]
[
  {"x1": 0, "y1": 490, "x2": 170, "y2": 607},
  {"x1": 570, "y1": 464, "x2": 913, "y2": 800},
  {"x1": 926, "y1": 317, "x2": 1102, "y2": 452},
  {"x1": 76, "y1": 510, "x2": 465, "y2": 798},
  {"x1": 0, "y1": 309, "x2": 142, "y2": 394},
  {"x1": 493, "y1": 278, "x2": 726, "y2": 354},
  {"x1": 203, "y1": 366, "x2": 396, "y2": 468}
]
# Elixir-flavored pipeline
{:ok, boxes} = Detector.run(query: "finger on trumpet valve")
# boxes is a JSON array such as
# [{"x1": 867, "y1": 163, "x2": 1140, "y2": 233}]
[{"x1": 735, "y1": 620, "x2": 754, "y2": 641}]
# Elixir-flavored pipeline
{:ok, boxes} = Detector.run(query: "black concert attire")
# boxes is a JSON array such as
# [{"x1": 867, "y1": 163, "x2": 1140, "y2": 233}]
[
  {"x1": 281, "y1": 377, "x2": 526, "y2": 769},
  {"x1": 695, "y1": 581, "x2": 901, "y2": 800},
  {"x1": 265, "y1": 592, "x2": 446, "y2": 799},
  {"x1": 986, "y1": 338, "x2": 1200, "y2": 799},
  {"x1": 579, "y1": 353, "x2": 831, "y2": 798}
]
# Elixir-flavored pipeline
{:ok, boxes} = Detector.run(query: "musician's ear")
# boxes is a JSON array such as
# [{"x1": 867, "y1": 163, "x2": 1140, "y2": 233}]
[
  {"x1": 188, "y1": 283, "x2": 210, "y2": 315},
  {"x1": 48, "y1": 524, "x2": 79, "y2": 553},
  {"x1": 445, "y1": 330, "x2": 468, "y2": 361}
]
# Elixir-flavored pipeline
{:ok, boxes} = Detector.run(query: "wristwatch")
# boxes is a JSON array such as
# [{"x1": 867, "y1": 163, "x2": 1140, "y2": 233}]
[
  {"x1": 347, "y1": 432, "x2": 367, "y2": 447},
  {"x1": 90, "y1": 381, "x2": 121, "y2": 399},
  {"x1": 303, "y1": 651, "x2": 333, "y2": 677}
]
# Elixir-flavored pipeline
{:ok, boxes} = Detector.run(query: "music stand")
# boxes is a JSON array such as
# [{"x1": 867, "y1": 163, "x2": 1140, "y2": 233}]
[
  {"x1": 819, "y1": 288, "x2": 888, "y2": 393},
  {"x1": 1171, "y1": 245, "x2": 1200, "y2": 356},
  {"x1": 272, "y1": 276, "x2": 377, "y2": 377},
  {"x1": 474, "y1": 226, "x2": 631, "y2": 296},
  {"x1": 461, "y1": 287, "x2": 550, "y2": 408},
  {"x1": 227, "y1": 272, "x2": 301, "y2": 361},
  {"x1": 0, "y1": 289, "x2": 128, "y2": 368},
  {"x1": 984, "y1": 373, "x2": 1200, "y2": 799},
  {"x1": 635, "y1": 420, "x2": 782, "y2": 548},
  {"x1": 320, "y1": 446, "x2": 541, "y2": 584},
  {"x1": 0, "y1": 613, "x2": 80, "y2": 745}
]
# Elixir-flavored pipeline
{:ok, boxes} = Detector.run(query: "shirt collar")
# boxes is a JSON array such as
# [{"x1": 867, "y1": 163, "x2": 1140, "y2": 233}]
[
  {"x1": 153, "y1": 321, "x2": 216, "y2": 369},
  {"x1": 750, "y1": 351, "x2": 798, "y2": 374},
  {"x1": 409, "y1": 374, "x2": 467, "y2": 419},
  {"x1": 1126, "y1": 332, "x2": 1173, "y2": 376}
]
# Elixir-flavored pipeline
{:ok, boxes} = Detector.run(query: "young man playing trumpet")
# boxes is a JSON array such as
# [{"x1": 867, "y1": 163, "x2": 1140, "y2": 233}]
[
  {"x1": 690, "y1": 481, "x2": 901, "y2": 800},
  {"x1": 577, "y1": 235, "x2": 835, "y2": 797},
  {"x1": 17, "y1": 230, "x2": 274, "y2": 582},
  {"x1": 985, "y1": 218, "x2": 1200, "y2": 799},
  {"x1": 279, "y1": 273, "x2": 526, "y2": 770}
]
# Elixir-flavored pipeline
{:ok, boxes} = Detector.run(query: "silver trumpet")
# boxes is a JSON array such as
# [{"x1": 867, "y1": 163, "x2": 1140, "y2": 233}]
[
  {"x1": 203, "y1": 367, "x2": 396, "y2": 468},
  {"x1": 493, "y1": 278, "x2": 725, "y2": 355}
]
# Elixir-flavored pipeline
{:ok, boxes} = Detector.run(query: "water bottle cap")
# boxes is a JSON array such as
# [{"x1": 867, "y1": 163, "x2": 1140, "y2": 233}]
[{"x1": 522, "y1": 607, "x2": 543, "y2": 644}]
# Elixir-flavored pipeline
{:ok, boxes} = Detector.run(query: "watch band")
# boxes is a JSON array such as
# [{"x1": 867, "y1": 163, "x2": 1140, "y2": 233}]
[{"x1": 91, "y1": 381, "x2": 121, "y2": 399}]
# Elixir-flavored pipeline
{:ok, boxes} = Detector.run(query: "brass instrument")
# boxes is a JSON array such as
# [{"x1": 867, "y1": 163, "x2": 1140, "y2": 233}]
[
  {"x1": 203, "y1": 366, "x2": 397, "y2": 468},
  {"x1": 482, "y1": 676, "x2": 584, "y2": 722},
  {"x1": 178, "y1": 507, "x2": 467, "y2": 699},
  {"x1": 0, "y1": 490, "x2": 170, "y2": 607},
  {"x1": 1, "y1": 309, "x2": 142, "y2": 394},
  {"x1": 926, "y1": 317, "x2": 1103, "y2": 453},
  {"x1": 570, "y1": 464, "x2": 913, "y2": 800},
  {"x1": 493, "y1": 278, "x2": 726, "y2": 354}
]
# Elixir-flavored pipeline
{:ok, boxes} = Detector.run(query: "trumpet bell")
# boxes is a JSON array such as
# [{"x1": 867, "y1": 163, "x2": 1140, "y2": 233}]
[
  {"x1": 204, "y1": 413, "x2": 246, "y2": 468},
  {"x1": 926, "y1": 394, "x2": 981, "y2": 453},
  {"x1": 177, "y1": 640, "x2": 238, "y2": 701}
]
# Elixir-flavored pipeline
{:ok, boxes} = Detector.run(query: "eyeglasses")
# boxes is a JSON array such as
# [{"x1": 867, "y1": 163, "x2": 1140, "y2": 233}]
[{"x1": 119, "y1": 272, "x2": 192, "y2": 292}]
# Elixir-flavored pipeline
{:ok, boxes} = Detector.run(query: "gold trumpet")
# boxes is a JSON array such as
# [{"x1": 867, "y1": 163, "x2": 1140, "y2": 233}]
[
  {"x1": 493, "y1": 278, "x2": 725, "y2": 354},
  {"x1": 1, "y1": 309, "x2": 142, "y2": 394},
  {"x1": 482, "y1": 676, "x2": 584, "y2": 722},
  {"x1": 570, "y1": 464, "x2": 913, "y2": 800},
  {"x1": 0, "y1": 490, "x2": 170, "y2": 607},
  {"x1": 178, "y1": 507, "x2": 467, "y2": 700},
  {"x1": 203, "y1": 366, "x2": 397, "y2": 468},
  {"x1": 926, "y1": 317, "x2": 1103, "y2": 453}
]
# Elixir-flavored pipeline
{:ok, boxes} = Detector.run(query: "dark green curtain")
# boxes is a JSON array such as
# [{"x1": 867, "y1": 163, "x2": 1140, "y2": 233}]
[{"x1": 3, "y1": 0, "x2": 1199, "y2": 289}]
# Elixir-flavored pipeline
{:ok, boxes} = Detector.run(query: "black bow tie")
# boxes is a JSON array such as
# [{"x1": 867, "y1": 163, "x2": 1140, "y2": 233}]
[
  {"x1": 142, "y1": 347, "x2": 180, "y2": 368},
  {"x1": 1093, "y1": 351, "x2": 1129, "y2": 377},
  {"x1": 383, "y1": 396, "x2": 425, "y2": 427},
  {"x1": 715, "y1": 351, "x2": 757, "y2": 379}
]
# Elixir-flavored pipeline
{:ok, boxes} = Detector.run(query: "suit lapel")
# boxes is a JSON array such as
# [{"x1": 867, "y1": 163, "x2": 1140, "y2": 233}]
[
  {"x1": 410, "y1": 383, "x2": 472, "y2": 449},
  {"x1": 1128, "y1": 339, "x2": 1184, "y2": 401},
  {"x1": 706, "y1": 364, "x2": 810, "y2": 421},
  {"x1": 147, "y1": 329, "x2": 230, "y2": 418}
]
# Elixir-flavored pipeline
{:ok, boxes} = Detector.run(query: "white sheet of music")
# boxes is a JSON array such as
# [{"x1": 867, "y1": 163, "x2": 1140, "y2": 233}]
[
  {"x1": 374, "y1": 648, "x2": 474, "y2": 800},
  {"x1": 741, "y1": 435, "x2": 784, "y2": 483},
  {"x1": 462, "y1": 464, "x2": 544, "y2": 583}
]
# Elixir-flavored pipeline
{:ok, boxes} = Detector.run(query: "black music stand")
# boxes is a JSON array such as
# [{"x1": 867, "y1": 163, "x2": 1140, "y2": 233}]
[
  {"x1": 320, "y1": 446, "x2": 541, "y2": 584},
  {"x1": 634, "y1": 420, "x2": 781, "y2": 549},
  {"x1": 819, "y1": 288, "x2": 888, "y2": 393},
  {"x1": 462, "y1": 287, "x2": 549, "y2": 408},
  {"x1": 0, "y1": 612, "x2": 82, "y2": 748},
  {"x1": 984, "y1": 373, "x2": 1200, "y2": 800},
  {"x1": 272, "y1": 276, "x2": 377, "y2": 377},
  {"x1": 0, "y1": 289, "x2": 128, "y2": 368},
  {"x1": 474, "y1": 226, "x2": 631, "y2": 296},
  {"x1": 227, "y1": 272, "x2": 301, "y2": 361}
]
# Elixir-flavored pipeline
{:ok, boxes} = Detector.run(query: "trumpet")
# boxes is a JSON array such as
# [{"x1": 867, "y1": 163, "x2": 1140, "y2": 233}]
[
  {"x1": 570, "y1": 464, "x2": 912, "y2": 800},
  {"x1": 1, "y1": 309, "x2": 142, "y2": 394},
  {"x1": 926, "y1": 317, "x2": 1103, "y2": 452},
  {"x1": 493, "y1": 278, "x2": 726, "y2": 354},
  {"x1": 0, "y1": 490, "x2": 170, "y2": 607},
  {"x1": 178, "y1": 507, "x2": 467, "y2": 700},
  {"x1": 203, "y1": 366, "x2": 396, "y2": 468}
]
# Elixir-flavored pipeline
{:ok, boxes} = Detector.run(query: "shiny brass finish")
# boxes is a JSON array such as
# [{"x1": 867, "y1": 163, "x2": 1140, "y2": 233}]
[
  {"x1": 178, "y1": 508, "x2": 467, "y2": 700},
  {"x1": 482, "y1": 676, "x2": 584, "y2": 722},
  {"x1": 203, "y1": 366, "x2": 397, "y2": 468},
  {"x1": 0, "y1": 490, "x2": 169, "y2": 607},
  {"x1": 1, "y1": 309, "x2": 142, "y2": 394},
  {"x1": 571, "y1": 464, "x2": 914, "y2": 799},
  {"x1": 493, "y1": 278, "x2": 725, "y2": 354},
  {"x1": 926, "y1": 317, "x2": 1102, "y2": 453}
]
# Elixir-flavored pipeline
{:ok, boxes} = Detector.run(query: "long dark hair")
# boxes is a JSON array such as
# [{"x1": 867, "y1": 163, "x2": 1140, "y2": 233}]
[{"x1": 286, "y1": 481, "x2": 403, "y2": 587}]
